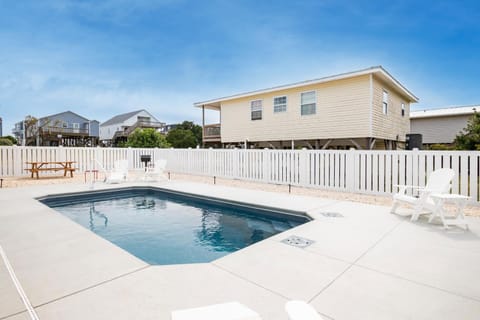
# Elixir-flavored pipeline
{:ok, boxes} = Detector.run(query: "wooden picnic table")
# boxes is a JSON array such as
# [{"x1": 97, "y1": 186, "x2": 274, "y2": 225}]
[{"x1": 26, "y1": 161, "x2": 76, "y2": 179}]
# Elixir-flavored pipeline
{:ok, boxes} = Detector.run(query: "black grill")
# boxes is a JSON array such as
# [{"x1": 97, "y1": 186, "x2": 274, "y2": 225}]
[{"x1": 140, "y1": 155, "x2": 151, "y2": 170}]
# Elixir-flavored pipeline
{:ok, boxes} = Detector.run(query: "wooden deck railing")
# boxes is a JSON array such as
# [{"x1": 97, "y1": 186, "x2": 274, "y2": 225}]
[
  {"x1": 203, "y1": 124, "x2": 221, "y2": 141},
  {"x1": 40, "y1": 127, "x2": 89, "y2": 135}
]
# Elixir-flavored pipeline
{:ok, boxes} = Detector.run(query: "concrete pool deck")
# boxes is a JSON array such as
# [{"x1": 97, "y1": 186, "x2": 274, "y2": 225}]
[{"x1": 1, "y1": 181, "x2": 480, "y2": 319}]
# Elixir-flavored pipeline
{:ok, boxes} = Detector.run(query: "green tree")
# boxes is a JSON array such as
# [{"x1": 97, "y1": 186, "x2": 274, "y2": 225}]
[
  {"x1": 1, "y1": 135, "x2": 17, "y2": 145},
  {"x1": 454, "y1": 112, "x2": 480, "y2": 150},
  {"x1": 176, "y1": 121, "x2": 202, "y2": 145},
  {"x1": 126, "y1": 128, "x2": 170, "y2": 148},
  {"x1": 166, "y1": 129, "x2": 198, "y2": 148},
  {"x1": 428, "y1": 144, "x2": 453, "y2": 151},
  {"x1": 22, "y1": 115, "x2": 59, "y2": 145},
  {"x1": 0, "y1": 138, "x2": 13, "y2": 146},
  {"x1": 23, "y1": 115, "x2": 39, "y2": 145}
]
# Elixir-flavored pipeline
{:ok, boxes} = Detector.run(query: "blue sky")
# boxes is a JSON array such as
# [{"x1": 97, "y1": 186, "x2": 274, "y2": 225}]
[{"x1": 0, "y1": 0, "x2": 479, "y2": 134}]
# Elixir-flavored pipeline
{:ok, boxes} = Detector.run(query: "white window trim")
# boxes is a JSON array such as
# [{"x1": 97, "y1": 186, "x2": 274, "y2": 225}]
[
  {"x1": 382, "y1": 90, "x2": 389, "y2": 115},
  {"x1": 401, "y1": 102, "x2": 405, "y2": 117},
  {"x1": 300, "y1": 90, "x2": 317, "y2": 116},
  {"x1": 273, "y1": 95, "x2": 287, "y2": 113},
  {"x1": 72, "y1": 123, "x2": 80, "y2": 129},
  {"x1": 250, "y1": 99, "x2": 263, "y2": 121}
]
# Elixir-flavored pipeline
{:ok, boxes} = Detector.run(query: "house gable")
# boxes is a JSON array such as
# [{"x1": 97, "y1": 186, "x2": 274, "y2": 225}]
[
  {"x1": 39, "y1": 111, "x2": 91, "y2": 128},
  {"x1": 100, "y1": 109, "x2": 159, "y2": 127},
  {"x1": 99, "y1": 109, "x2": 160, "y2": 141}
]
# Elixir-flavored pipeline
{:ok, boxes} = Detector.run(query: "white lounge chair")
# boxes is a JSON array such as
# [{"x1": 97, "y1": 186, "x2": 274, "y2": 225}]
[
  {"x1": 104, "y1": 159, "x2": 129, "y2": 184},
  {"x1": 390, "y1": 168, "x2": 455, "y2": 221},
  {"x1": 171, "y1": 302, "x2": 261, "y2": 320},
  {"x1": 144, "y1": 159, "x2": 167, "y2": 181},
  {"x1": 285, "y1": 301, "x2": 323, "y2": 320}
]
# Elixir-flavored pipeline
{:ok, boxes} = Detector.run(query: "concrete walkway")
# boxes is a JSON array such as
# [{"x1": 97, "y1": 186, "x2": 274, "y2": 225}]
[{"x1": 1, "y1": 181, "x2": 479, "y2": 319}]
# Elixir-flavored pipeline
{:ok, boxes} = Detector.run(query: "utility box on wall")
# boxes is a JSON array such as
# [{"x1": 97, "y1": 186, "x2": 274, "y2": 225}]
[{"x1": 406, "y1": 134, "x2": 423, "y2": 150}]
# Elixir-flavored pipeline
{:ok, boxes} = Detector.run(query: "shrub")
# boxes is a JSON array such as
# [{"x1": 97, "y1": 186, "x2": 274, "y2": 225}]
[
  {"x1": 1, "y1": 135, "x2": 17, "y2": 145},
  {"x1": 166, "y1": 129, "x2": 198, "y2": 148},
  {"x1": 126, "y1": 128, "x2": 170, "y2": 148},
  {"x1": 454, "y1": 112, "x2": 480, "y2": 150},
  {"x1": 0, "y1": 138, "x2": 13, "y2": 146},
  {"x1": 428, "y1": 144, "x2": 453, "y2": 150}
]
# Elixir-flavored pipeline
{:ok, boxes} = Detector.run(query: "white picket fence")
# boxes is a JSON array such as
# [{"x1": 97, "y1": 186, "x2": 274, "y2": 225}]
[{"x1": 1, "y1": 146, "x2": 479, "y2": 203}]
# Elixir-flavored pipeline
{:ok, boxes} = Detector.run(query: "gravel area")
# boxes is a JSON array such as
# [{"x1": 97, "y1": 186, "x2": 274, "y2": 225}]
[{"x1": 1, "y1": 172, "x2": 479, "y2": 217}]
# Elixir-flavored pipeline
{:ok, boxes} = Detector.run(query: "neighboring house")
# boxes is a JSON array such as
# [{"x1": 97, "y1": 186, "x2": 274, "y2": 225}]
[
  {"x1": 410, "y1": 105, "x2": 478, "y2": 147},
  {"x1": 99, "y1": 109, "x2": 165, "y2": 146},
  {"x1": 195, "y1": 66, "x2": 418, "y2": 150},
  {"x1": 0, "y1": 117, "x2": 3, "y2": 136},
  {"x1": 37, "y1": 111, "x2": 99, "y2": 146},
  {"x1": 12, "y1": 121, "x2": 25, "y2": 144},
  {"x1": 159, "y1": 124, "x2": 179, "y2": 135},
  {"x1": 13, "y1": 111, "x2": 99, "y2": 146}
]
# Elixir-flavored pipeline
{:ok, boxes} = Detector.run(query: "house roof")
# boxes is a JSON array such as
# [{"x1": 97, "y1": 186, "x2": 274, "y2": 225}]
[
  {"x1": 410, "y1": 105, "x2": 479, "y2": 119},
  {"x1": 194, "y1": 66, "x2": 419, "y2": 110},
  {"x1": 39, "y1": 110, "x2": 91, "y2": 122},
  {"x1": 101, "y1": 109, "x2": 149, "y2": 126}
]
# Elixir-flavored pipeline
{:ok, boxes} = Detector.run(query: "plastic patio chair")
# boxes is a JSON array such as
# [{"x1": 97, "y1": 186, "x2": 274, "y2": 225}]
[
  {"x1": 104, "y1": 159, "x2": 129, "y2": 184},
  {"x1": 285, "y1": 301, "x2": 324, "y2": 320},
  {"x1": 390, "y1": 168, "x2": 455, "y2": 221},
  {"x1": 144, "y1": 159, "x2": 167, "y2": 181},
  {"x1": 171, "y1": 301, "x2": 262, "y2": 320}
]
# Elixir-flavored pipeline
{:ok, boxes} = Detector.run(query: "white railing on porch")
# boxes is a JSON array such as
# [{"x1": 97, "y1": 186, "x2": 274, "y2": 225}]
[{"x1": 1, "y1": 146, "x2": 479, "y2": 203}]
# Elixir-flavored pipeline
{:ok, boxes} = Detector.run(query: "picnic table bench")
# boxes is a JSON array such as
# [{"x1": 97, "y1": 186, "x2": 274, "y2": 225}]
[{"x1": 26, "y1": 161, "x2": 76, "y2": 179}]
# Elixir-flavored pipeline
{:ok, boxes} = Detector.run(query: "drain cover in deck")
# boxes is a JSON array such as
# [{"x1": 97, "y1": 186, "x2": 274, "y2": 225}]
[
  {"x1": 319, "y1": 212, "x2": 343, "y2": 218},
  {"x1": 281, "y1": 235, "x2": 314, "y2": 248}
]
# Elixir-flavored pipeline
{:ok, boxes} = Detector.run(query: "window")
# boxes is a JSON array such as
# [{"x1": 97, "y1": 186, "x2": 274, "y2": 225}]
[
  {"x1": 62, "y1": 122, "x2": 68, "y2": 128},
  {"x1": 72, "y1": 123, "x2": 80, "y2": 129},
  {"x1": 251, "y1": 100, "x2": 262, "y2": 120},
  {"x1": 382, "y1": 90, "x2": 388, "y2": 115},
  {"x1": 273, "y1": 96, "x2": 287, "y2": 113},
  {"x1": 301, "y1": 91, "x2": 316, "y2": 115},
  {"x1": 137, "y1": 116, "x2": 150, "y2": 122},
  {"x1": 401, "y1": 103, "x2": 405, "y2": 117}
]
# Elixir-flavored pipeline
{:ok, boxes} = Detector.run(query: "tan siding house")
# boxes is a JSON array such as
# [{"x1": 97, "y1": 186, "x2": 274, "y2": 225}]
[
  {"x1": 196, "y1": 66, "x2": 418, "y2": 149},
  {"x1": 372, "y1": 77, "x2": 411, "y2": 142},
  {"x1": 410, "y1": 106, "x2": 478, "y2": 145}
]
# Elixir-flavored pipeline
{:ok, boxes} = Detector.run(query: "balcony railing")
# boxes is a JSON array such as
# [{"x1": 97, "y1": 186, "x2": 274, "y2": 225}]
[
  {"x1": 203, "y1": 123, "x2": 221, "y2": 141},
  {"x1": 124, "y1": 120, "x2": 166, "y2": 136},
  {"x1": 40, "y1": 127, "x2": 89, "y2": 135}
]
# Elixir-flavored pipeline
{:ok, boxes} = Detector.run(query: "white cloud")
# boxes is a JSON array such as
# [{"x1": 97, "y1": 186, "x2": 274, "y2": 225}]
[
  {"x1": 0, "y1": 69, "x2": 215, "y2": 135},
  {"x1": 45, "y1": 0, "x2": 186, "y2": 25}
]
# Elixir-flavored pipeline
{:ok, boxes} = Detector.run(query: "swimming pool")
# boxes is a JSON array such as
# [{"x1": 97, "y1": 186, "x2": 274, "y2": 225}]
[{"x1": 39, "y1": 187, "x2": 309, "y2": 265}]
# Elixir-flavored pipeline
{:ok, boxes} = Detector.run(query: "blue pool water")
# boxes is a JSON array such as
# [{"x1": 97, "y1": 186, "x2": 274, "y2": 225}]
[{"x1": 40, "y1": 188, "x2": 308, "y2": 265}]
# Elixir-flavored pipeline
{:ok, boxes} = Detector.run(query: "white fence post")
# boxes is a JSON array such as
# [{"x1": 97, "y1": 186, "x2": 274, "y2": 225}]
[
  {"x1": 345, "y1": 149, "x2": 356, "y2": 192},
  {"x1": 13, "y1": 146, "x2": 21, "y2": 176},
  {"x1": 262, "y1": 149, "x2": 271, "y2": 182},
  {"x1": 60, "y1": 146, "x2": 67, "y2": 162},
  {"x1": 299, "y1": 149, "x2": 309, "y2": 186},
  {"x1": 208, "y1": 148, "x2": 214, "y2": 176},
  {"x1": 126, "y1": 147, "x2": 133, "y2": 169},
  {"x1": 234, "y1": 149, "x2": 240, "y2": 178}
]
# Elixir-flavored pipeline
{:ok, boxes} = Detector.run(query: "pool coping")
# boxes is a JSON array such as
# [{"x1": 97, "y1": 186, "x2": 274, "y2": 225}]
[{"x1": 36, "y1": 185, "x2": 314, "y2": 223}]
